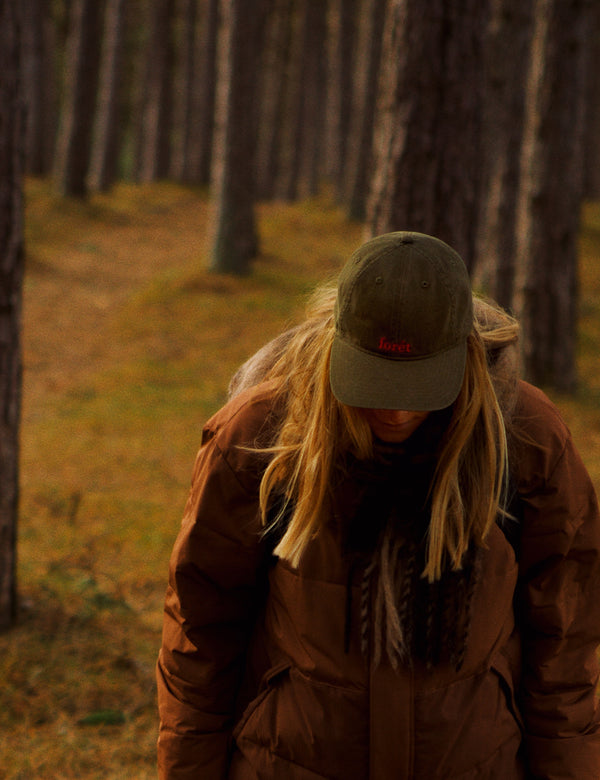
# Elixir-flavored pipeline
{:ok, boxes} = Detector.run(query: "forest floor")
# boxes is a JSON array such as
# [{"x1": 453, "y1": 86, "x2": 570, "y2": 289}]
[{"x1": 1, "y1": 180, "x2": 599, "y2": 778}]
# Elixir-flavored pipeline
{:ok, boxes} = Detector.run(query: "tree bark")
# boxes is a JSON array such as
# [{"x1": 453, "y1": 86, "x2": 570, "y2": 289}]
[
  {"x1": 21, "y1": 0, "x2": 57, "y2": 176},
  {"x1": 53, "y1": 0, "x2": 104, "y2": 197},
  {"x1": 513, "y1": 0, "x2": 594, "y2": 391},
  {"x1": 170, "y1": 0, "x2": 198, "y2": 182},
  {"x1": 345, "y1": 0, "x2": 387, "y2": 220},
  {"x1": 88, "y1": 0, "x2": 127, "y2": 190},
  {"x1": 583, "y1": 6, "x2": 600, "y2": 200},
  {"x1": 473, "y1": 0, "x2": 533, "y2": 309},
  {"x1": 326, "y1": 0, "x2": 358, "y2": 199},
  {"x1": 187, "y1": 0, "x2": 219, "y2": 185},
  {"x1": 255, "y1": 0, "x2": 294, "y2": 199},
  {"x1": 297, "y1": 0, "x2": 328, "y2": 198},
  {"x1": 0, "y1": 0, "x2": 24, "y2": 631},
  {"x1": 210, "y1": 0, "x2": 266, "y2": 274},
  {"x1": 275, "y1": 0, "x2": 310, "y2": 201},
  {"x1": 367, "y1": 0, "x2": 489, "y2": 269},
  {"x1": 135, "y1": 0, "x2": 176, "y2": 182}
]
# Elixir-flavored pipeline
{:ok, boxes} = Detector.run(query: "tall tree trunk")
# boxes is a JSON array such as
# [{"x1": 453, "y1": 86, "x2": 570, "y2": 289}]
[
  {"x1": 210, "y1": 0, "x2": 265, "y2": 274},
  {"x1": 53, "y1": 0, "x2": 104, "y2": 197},
  {"x1": 21, "y1": 0, "x2": 56, "y2": 176},
  {"x1": 135, "y1": 0, "x2": 176, "y2": 182},
  {"x1": 345, "y1": 0, "x2": 387, "y2": 220},
  {"x1": 297, "y1": 0, "x2": 328, "y2": 198},
  {"x1": 171, "y1": 0, "x2": 198, "y2": 182},
  {"x1": 88, "y1": 0, "x2": 127, "y2": 190},
  {"x1": 327, "y1": 0, "x2": 358, "y2": 199},
  {"x1": 513, "y1": 0, "x2": 593, "y2": 391},
  {"x1": 255, "y1": 0, "x2": 294, "y2": 199},
  {"x1": 272, "y1": 0, "x2": 328, "y2": 200},
  {"x1": 583, "y1": 6, "x2": 600, "y2": 200},
  {"x1": 473, "y1": 0, "x2": 533, "y2": 309},
  {"x1": 367, "y1": 0, "x2": 489, "y2": 269},
  {"x1": 0, "y1": 0, "x2": 24, "y2": 632},
  {"x1": 276, "y1": 0, "x2": 309, "y2": 201},
  {"x1": 121, "y1": 0, "x2": 153, "y2": 181},
  {"x1": 187, "y1": 0, "x2": 219, "y2": 185}
]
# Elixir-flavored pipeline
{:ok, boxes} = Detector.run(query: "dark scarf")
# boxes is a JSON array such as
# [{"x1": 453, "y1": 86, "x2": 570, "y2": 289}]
[{"x1": 335, "y1": 408, "x2": 480, "y2": 670}]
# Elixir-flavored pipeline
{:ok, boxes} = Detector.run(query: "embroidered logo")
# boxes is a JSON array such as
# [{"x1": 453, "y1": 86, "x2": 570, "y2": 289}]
[{"x1": 378, "y1": 337, "x2": 411, "y2": 354}]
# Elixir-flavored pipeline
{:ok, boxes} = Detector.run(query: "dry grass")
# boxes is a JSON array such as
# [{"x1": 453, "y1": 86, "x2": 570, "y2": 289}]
[
  {"x1": 2, "y1": 179, "x2": 362, "y2": 779},
  {"x1": 1, "y1": 180, "x2": 598, "y2": 778}
]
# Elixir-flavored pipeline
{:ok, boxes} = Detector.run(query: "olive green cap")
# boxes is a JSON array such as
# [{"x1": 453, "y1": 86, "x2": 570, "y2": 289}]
[{"x1": 329, "y1": 231, "x2": 473, "y2": 411}]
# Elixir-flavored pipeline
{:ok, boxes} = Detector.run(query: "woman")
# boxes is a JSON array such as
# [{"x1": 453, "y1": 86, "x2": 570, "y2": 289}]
[{"x1": 157, "y1": 232, "x2": 600, "y2": 779}]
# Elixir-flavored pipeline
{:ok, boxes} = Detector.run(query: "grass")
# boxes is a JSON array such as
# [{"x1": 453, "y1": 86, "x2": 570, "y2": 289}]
[
  {"x1": 1, "y1": 180, "x2": 599, "y2": 778},
  {"x1": 1, "y1": 180, "x2": 363, "y2": 779}
]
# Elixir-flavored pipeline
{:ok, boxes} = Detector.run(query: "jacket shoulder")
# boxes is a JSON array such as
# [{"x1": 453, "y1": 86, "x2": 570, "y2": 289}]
[
  {"x1": 511, "y1": 380, "x2": 571, "y2": 469},
  {"x1": 511, "y1": 380, "x2": 597, "y2": 528},
  {"x1": 512, "y1": 380, "x2": 569, "y2": 440},
  {"x1": 202, "y1": 380, "x2": 281, "y2": 447},
  {"x1": 194, "y1": 381, "x2": 282, "y2": 492},
  {"x1": 178, "y1": 382, "x2": 281, "y2": 545}
]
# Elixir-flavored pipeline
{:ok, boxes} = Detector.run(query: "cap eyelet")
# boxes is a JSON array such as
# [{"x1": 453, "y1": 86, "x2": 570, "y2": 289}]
[
  {"x1": 375, "y1": 276, "x2": 384, "y2": 285},
  {"x1": 421, "y1": 280, "x2": 431, "y2": 289}
]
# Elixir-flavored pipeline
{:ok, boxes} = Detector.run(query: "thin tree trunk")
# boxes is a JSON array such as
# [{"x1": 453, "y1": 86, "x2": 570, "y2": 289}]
[
  {"x1": 53, "y1": 0, "x2": 104, "y2": 197},
  {"x1": 276, "y1": 0, "x2": 308, "y2": 201},
  {"x1": 345, "y1": 0, "x2": 387, "y2": 220},
  {"x1": 122, "y1": 0, "x2": 152, "y2": 181},
  {"x1": 171, "y1": 0, "x2": 198, "y2": 182},
  {"x1": 0, "y1": 0, "x2": 24, "y2": 631},
  {"x1": 136, "y1": 0, "x2": 176, "y2": 182},
  {"x1": 188, "y1": 0, "x2": 219, "y2": 185},
  {"x1": 326, "y1": 0, "x2": 358, "y2": 199},
  {"x1": 298, "y1": 0, "x2": 328, "y2": 198},
  {"x1": 367, "y1": 0, "x2": 489, "y2": 269},
  {"x1": 513, "y1": 0, "x2": 593, "y2": 391},
  {"x1": 473, "y1": 0, "x2": 534, "y2": 308},
  {"x1": 21, "y1": 0, "x2": 56, "y2": 176},
  {"x1": 271, "y1": 0, "x2": 328, "y2": 200},
  {"x1": 583, "y1": 5, "x2": 600, "y2": 200},
  {"x1": 210, "y1": 0, "x2": 266, "y2": 273},
  {"x1": 88, "y1": 0, "x2": 127, "y2": 190},
  {"x1": 255, "y1": 0, "x2": 294, "y2": 199}
]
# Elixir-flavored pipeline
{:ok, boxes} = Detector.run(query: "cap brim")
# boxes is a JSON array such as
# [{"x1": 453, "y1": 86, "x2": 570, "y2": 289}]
[{"x1": 329, "y1": 336, "x2": 467, "y2": 411}]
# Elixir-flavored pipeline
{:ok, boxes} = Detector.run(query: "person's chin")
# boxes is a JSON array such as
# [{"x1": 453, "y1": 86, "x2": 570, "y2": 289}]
[{"x1": 371, "y1": 422, "x2": 418, "y2": 443}]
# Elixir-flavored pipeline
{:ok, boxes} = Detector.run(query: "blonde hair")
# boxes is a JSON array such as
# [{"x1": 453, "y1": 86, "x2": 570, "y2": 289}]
[{"x1": 256, "y1": 286, "x2": 519, "y2": 582}]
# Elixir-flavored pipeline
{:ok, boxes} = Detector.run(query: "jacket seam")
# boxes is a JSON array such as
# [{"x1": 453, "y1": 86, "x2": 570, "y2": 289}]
[
  {"x1": 545, "y1": 436, "x2": 589, "y2": 535},
  {"x1": 213, "y1": 438, "x2": 262, "y2": 499},
  {"x1": 235, "y1": 733, "x2": 330, "y2": 778}
]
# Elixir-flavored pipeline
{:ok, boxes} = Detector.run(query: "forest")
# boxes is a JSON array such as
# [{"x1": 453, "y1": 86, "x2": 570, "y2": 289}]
[
  {"x1": 13, "y1": 0, "x2": 600, "y2": 386},
  {"x1": 1, "y1": 0, "x2": 600, "y2": 776}
]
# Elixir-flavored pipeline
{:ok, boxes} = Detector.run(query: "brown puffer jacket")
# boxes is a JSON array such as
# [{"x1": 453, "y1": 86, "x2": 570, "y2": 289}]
[{"x1": 157, "y1": 380, "x2": 600, "y2": 779}]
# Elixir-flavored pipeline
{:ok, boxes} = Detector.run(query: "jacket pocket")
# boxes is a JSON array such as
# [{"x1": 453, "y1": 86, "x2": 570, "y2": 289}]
[
  {"x1": 232, "y1": 660, "x2": 291, "y2": 742},
  {"x1": 413, "y1": 662, "x2": 524, "y2": 778},
  {"x1": 233, "y1": 664, "x2": 368, "y2": 779},
  {"x1": 490, "y1": 649, "x2": 526, "y2": 735}
]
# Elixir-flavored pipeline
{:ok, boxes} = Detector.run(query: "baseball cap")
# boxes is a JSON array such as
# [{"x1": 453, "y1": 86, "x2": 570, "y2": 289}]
[{"x1": 329, "y1": 231, "x2": 473, "y2": 411}]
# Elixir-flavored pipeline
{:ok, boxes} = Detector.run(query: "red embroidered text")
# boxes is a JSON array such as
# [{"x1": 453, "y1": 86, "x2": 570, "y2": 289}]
[{"x1": 378, "y1": 337, "x2": 411, "y2": 353}]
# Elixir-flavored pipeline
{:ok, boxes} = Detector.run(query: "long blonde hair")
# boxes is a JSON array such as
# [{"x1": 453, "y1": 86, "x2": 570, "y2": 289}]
[{"x1": 255, "y1": 286, "x2": 519, "y2": 582}]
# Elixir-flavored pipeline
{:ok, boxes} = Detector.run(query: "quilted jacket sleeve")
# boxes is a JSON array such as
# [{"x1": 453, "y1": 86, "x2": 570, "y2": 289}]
[
  {"x1": 156, "y1": 398, "x2": 269, "y2": 780},
  {"x1": 515, "y1": 383, "x2": 600, "y2": 779}
]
